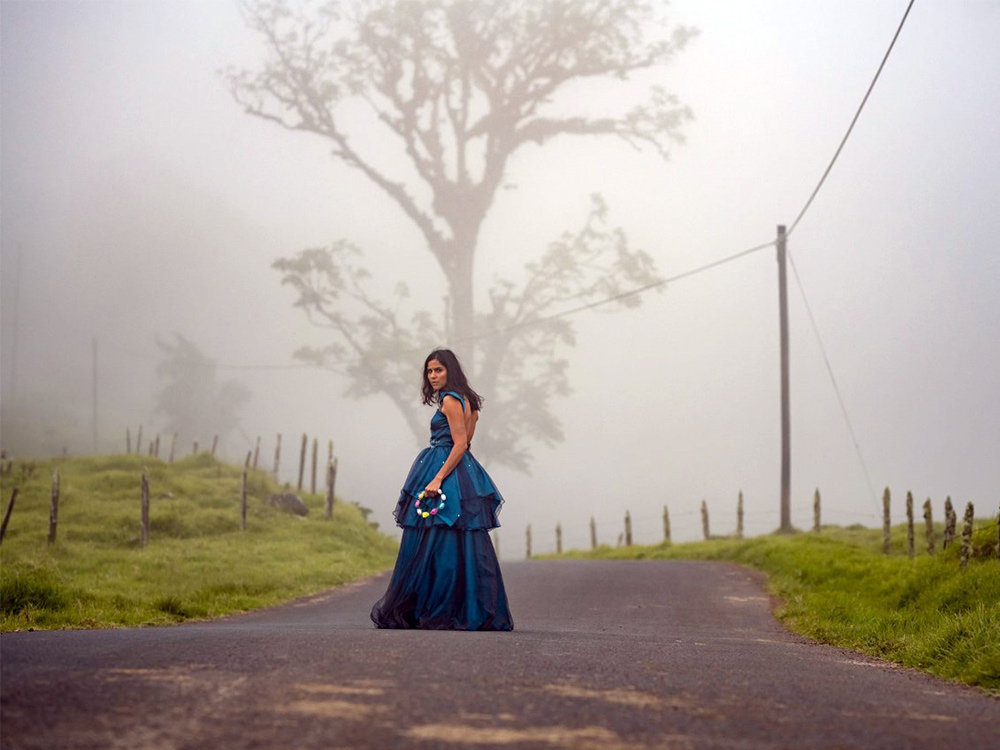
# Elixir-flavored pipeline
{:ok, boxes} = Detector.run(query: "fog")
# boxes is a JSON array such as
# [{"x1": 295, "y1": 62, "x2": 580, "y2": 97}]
[{"x1": 2, "y1": 0, "x2": 998, "y2": 553}]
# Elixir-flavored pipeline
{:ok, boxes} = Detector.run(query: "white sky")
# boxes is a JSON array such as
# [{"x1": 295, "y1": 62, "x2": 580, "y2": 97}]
[{"x1": 2, "y1": 0, "x2": 998, "y2": 550}]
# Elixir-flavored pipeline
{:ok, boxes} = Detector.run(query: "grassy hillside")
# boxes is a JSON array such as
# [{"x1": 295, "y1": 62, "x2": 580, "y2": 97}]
[
  {"x1": 553, "y1": 522, "x2": 1000, "y2": 693},
  {"x1": 0, "y1": 454, "x2": 397, "y2": 630}
]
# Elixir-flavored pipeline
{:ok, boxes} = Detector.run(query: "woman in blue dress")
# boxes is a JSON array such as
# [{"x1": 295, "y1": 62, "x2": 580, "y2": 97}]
[{"x1": 370, "y1": 349, "x2": 513, "y2": 631}]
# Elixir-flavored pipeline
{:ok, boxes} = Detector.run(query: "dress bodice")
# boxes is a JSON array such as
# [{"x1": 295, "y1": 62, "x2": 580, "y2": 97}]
[
  {"x1": 428, "y1": 391, "x2": 465, "y2": 448},
  {"x1": 429, "y1": 409, "x2": 454, "y2": 448}
]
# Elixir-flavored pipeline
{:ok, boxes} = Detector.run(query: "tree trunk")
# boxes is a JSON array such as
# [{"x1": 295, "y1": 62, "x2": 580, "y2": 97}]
[{"x1": 444, "y1": 241, "x2": 476, "y2": 364}]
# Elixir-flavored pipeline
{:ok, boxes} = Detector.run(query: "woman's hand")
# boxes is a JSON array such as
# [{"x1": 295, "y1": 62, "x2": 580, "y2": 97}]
[{"x1": 424, "y1": 477, "x2": 443, "y2": 496}]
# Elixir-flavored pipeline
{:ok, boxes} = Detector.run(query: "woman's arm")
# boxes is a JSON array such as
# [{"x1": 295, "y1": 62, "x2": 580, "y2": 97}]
[{"x1": 423, "y1": 395, "x2": 468, "y2": 495}]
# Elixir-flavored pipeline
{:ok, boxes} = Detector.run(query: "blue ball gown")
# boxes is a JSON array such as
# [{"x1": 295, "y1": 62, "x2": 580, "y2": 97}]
[{"x1": 370, "y1": 391, "x2": 513, "y2": 630}]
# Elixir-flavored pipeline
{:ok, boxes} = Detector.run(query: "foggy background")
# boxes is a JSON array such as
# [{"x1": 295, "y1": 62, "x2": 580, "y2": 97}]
[{"x1": 2, "y1": 0, "x2": 998, "y2": 552}]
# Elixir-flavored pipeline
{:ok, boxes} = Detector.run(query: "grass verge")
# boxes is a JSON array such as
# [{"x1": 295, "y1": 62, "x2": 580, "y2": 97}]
[
  {"x1": 1, "y1": 454, "x2": 397, "y2": 630},
  {"x1": 552, "y1": 522, "x2": 1000, "y2": 693}
]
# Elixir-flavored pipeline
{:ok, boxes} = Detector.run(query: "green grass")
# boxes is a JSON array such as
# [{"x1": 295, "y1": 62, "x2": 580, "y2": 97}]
[
  {"x1": 0, "y1": 454, "x2": 397, "y2": 630},
  {"x1": 550, "y1": 521, "x2": 1000, "y2": 693}
]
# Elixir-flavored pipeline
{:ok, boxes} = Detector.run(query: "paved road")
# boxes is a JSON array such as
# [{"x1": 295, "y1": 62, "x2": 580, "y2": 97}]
[{"x1": 2, "y1": 559, "x2": 998, "y2": 749}]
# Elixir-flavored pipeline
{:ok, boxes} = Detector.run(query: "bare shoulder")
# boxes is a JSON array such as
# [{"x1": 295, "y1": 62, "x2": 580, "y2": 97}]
[{"x1": 441, "y1": 393, "x2": 464, "y2": 413}]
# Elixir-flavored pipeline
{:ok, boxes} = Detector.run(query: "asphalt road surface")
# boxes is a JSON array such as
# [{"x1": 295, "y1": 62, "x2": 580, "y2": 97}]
[{"x1": 2, "y1": 559, "x2": 998, "y2": 750}]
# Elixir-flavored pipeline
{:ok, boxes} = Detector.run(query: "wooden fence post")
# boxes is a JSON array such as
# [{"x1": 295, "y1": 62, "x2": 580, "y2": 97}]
[
  {"x1": 922, "y1": 498, "x2": 935, "y2": 556},
  {"x1": 0, "y1": 488, "x2": 19, "y2": 546},
  {"x1": 136, "y1": 425, "x2": 143, "y2": 456},
  {"x1": 882, "y1": 487, "x2": 891, "y2": 554},
  {"x1": 240, "y1": 467, "x2": 248, "y2": 532},
  {"x1": 590, "y1": 516, "x2": 597, "y2": 549},
  {"x1": 556, "y1": 523, "x2": 562, "y2": 555},
  {"x1": 310, "y1": 438, "x2": 318, "y2": 494},
  {"x1": 273, "y1": 433, "x2": 282, "y2": 480},
  {"x1": 624, "y1": 510, "x2": 633, "y2": 546},
  {"x1": 813, "y1": 488, "x2": 821, "y2": 533},
  {"x1": 906, "y1": 491, "x2": 915, "y2": 559},
  {"x1": 47, "y1": 470, "x2": 60, "y2": 545},
  {"x1": 140, "y1": 468, "x2": 150, "y2": 547},
  {"x1": 252, "y1": 436, "x2": 260, "y2": 470},
  {"x1": 154, "y1": 434, "x2": 160, "y2": 458},
  {"x1": 211, "y1": 435, "x2": 219, "y2": 458},
  {"x1": 663, "y1": 505, "x2": 671, "y2": 544},
  {"x1": 169, "y1": 432, "x2": 177, "y2": 464},
  {"x1": 943, "y1": 497, "x2": 956, "y2": 549},
  {"x1": 526, "y1": 525, "x2": 532, "y2": 559},
  {"x1": 328, "y1": 440, "x2": 334, "y2": 464},
  {"x1": 244, "y1": 451, "x2": 252, "y2": 468},
  {"x1": 126, "y1": 427, "x2": 132, "y2": 454},
  {"x1": 701, "y1": 500, "x2": 710, "y2": 540},
  {"x1": 297, "y1": 433, "x2": 307, "y2": 491},
  {"x1": 325, "y1": 459, "x2": 336, "y2": 520},
  {"x1": 192, "y1": 440, "x2": 199, "y2": 456},
  {"x1": 960, "y1": 501, "x2": 974, "y2": 570},
  {"x1": 737, "y1": 491, "x2": 744, "y2": 539}
]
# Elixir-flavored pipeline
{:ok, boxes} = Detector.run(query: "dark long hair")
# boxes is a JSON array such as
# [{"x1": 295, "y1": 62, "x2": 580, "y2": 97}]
[{"x1": 421, "y1": 349, "x2": 483, "y2": 412}]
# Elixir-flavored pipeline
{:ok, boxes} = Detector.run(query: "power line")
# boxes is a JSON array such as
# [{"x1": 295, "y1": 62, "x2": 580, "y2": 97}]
[
  {"x1": 788, "y1": 250, "x2": 881, "y2": 513},
  {"x1": 787, "y1": 0, "x2": 916, "y2": 236},
  {"x1": 445, "y1": 238, "x2": 778, "y2": 347}
]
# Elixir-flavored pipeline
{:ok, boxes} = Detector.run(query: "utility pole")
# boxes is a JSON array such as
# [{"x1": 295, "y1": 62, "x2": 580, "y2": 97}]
[
  {"x1": 777, "y1": 225, "x2": 792, "y2": 532},
  {"x1": 92, "y1": 337, "x2": 99, "y2": 454}
]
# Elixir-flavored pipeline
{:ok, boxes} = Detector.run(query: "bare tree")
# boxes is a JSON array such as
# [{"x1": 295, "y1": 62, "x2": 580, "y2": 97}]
[{"x1": 228, "y1": 0, "x2": 694, "y2": 470}]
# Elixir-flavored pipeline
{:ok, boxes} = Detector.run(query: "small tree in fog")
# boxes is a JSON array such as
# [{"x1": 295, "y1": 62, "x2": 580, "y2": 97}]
[
  {"x1": 154, "y1": 335, "x2": 250, "y2": 447},
  {"x1": 227, "y1": 0, "x2": 693, "y2": 471}
]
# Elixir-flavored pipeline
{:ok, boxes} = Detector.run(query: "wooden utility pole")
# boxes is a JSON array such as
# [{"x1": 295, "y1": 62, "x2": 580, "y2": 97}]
[
  {"x1": 273, "y1": 433, "x2": 282, "y2": 480},
  {"x1": 777, "y1": 225, "x2": 792, "y2": 533}
]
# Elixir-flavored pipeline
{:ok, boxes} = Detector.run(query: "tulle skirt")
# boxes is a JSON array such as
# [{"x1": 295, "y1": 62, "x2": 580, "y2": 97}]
[{"x1": 370, "y1": 525, "x2": 513, "y2": 631}]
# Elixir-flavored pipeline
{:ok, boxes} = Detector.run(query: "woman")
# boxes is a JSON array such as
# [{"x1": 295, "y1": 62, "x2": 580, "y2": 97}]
[{"x1": 370, "y1": 348, "x2": 513, "y2": 630}]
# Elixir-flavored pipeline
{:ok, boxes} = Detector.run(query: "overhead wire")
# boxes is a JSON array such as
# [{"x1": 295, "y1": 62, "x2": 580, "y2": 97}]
[
  {"x1": 787, "y1": 0, "x2": 915, "y2": 236},
  {"x1": 445, "y1": 238, "x2": 778, "y2": 347},
  {"x1": 788, "y1": 252, "x2": 882, "y2": 513}
]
